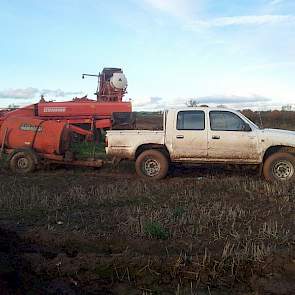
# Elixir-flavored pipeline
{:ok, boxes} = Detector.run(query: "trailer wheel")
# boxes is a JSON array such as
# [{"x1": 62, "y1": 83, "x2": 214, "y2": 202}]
[
  {"x1": 135, "y1": 150, "x2": 168, "y2": 180},
  {"x1": 10, "y1": 151, "x2": 36, "y2": 174},
  {"x1": 263, "y1": 152, "x2": 295, "y2": 182}
]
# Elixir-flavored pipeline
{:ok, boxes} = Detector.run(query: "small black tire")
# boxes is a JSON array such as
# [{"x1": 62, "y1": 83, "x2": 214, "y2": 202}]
[
  {"x1": 135, "y1": 150, "x2": 169, "y2": 180},
  {"x1": 263, "y1": 152, "x2": 295, "y2": 182},
  {"x1": 10, "y1": 151, "x2": 36, "y2": 174}
]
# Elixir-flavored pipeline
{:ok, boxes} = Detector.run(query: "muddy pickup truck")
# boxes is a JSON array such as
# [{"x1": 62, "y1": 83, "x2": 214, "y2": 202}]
[{"x1": 105, "y1": 107, "x2": 295, "y2": 181}]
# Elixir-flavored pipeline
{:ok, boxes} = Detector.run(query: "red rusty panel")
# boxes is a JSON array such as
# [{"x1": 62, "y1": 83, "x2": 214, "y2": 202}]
[
  {"x1": 0, "y1": 117, "x2": 69, "y2": 155},
  {"x1": 95, "y1": 119, "x2": 112, "y2": 129},
  {"x1": 1, "y1": 104, "x2": 35, "y2": 120},
  {"x1": 37, "y1": 101, "x2": 132, "y2": 117}
]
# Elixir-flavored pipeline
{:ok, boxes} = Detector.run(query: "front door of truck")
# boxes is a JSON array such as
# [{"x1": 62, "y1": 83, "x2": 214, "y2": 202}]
[
  {"x1": 171, "y1": 110, "x2": 208, "y2": 160},
  {"x1": 207, "y1": 110, "x2": 260, "y2": 161}
]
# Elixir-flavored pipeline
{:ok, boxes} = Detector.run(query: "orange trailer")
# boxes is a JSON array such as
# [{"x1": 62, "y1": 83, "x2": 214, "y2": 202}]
[{"x1": 0, "y1": 116, "x2": 103, "y2": 173}]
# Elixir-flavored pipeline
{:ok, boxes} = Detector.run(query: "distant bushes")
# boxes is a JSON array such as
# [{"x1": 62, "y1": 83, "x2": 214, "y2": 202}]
[
  {"x1": 133, "y1": 110, "x2": 295, "y2": 131},
  {"x1": 242, "y1": 110, "x2": 295, "y2": 130}
]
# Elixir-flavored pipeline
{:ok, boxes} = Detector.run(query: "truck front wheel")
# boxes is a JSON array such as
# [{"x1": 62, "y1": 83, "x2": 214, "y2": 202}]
[
  {"x1": 135, "y1": 150, "x2": 168, "y2": 180},
  {"x1": 263, "y1": 152, "x2": 295, "y2": 182}
]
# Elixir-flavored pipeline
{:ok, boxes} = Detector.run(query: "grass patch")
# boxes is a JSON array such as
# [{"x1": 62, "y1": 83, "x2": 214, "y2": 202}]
[
  {"x1": 70, "y1": 141, "x2": 106, "y2": 159},
  {"x1": 144, "y1": 221, "x2": 169, "y2": 240},
  {"x1": 172, "y1": 206, "x2": 185, "y2": 219}
]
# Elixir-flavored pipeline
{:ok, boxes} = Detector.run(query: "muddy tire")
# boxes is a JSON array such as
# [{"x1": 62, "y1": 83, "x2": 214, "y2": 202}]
[
  {"x1": 263, "y1": 152, "x2": 295, "y2": 182},
  {"x1": 135, "y1": 150, "x2": 169, "y2": 180},
  {"x1": 10, "y1": 151, "x2": 36, "y2": 174}
]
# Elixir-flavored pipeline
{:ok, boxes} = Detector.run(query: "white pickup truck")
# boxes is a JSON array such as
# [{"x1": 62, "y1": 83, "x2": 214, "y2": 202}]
[{"x1": 105, "y1": 107, "x2": 295, "y2": 181}]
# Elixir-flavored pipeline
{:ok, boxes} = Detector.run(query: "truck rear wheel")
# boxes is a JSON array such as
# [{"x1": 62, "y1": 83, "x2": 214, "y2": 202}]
[
  {"x1": 135, "y1": 150, "x2": 168, "y2": 180},
  {"x1": 10, "y1": 151, "x2": 36, "y2": 174},
  {"x1": 263, "y1": 152, "x2": 295, "y2": 182}
]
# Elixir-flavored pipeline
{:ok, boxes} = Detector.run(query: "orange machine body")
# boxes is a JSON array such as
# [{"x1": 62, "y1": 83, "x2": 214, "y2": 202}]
[
  {"x1": 0, "y1": 100, "x2": 132, "y2": 132},
  {"x1": 0, "y1": 67, "x2": 132, "y2": 140},
  {"x1": 37, "y1": 101, "x2": 132, "y2": 117},
  {"x1": 0, "y1": 117, "x2": 70, "y2": 155}
]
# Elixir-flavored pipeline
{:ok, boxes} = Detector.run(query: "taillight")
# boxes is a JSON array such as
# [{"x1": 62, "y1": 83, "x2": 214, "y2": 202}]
[{"x1": 105, "y1": 136, "x2": 108, "y2": 147}]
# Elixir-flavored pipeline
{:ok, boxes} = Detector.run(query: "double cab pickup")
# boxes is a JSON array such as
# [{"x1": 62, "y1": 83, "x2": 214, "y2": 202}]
[{"x1": 106, "y1": 107, "x2": 295, "y2": 181}]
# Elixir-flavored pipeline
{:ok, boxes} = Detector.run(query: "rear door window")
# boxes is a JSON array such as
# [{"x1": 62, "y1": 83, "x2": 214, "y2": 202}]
[{"x1": 177, "y1": 111, "x2": 205, "y2": 130}]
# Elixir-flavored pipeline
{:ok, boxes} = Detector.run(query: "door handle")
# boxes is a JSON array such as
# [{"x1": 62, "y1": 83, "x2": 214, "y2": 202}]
[
  {"x1": 212, "y1": 135, "x2": 220, "y2": 140},
  {"x1": 176, "y1": 135, "x2": 184, "y2": 139}
]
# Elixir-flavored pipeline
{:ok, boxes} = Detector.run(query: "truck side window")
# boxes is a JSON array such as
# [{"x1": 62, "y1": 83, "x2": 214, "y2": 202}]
[
  {"x1": 210, "y1": 111, "x2": 250, "y2": 131},
  {"x1": 177, "y1": 111, "x2": 205, "y2": 130}
]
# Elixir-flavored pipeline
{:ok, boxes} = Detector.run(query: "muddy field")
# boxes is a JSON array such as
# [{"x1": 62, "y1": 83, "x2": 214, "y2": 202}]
[
  {"x1": 0, "y1": 163, "x2": 294, "y2": 295},
  {"x1": 0, "y1": 111, "x2": 295, "y2": 294}
]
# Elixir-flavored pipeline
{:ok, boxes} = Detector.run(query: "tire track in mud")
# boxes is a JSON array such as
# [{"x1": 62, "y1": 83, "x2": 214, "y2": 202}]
[
  {"x1": 0, "y1": 227, "x2": 81, "y2": 295},
  {"x1": 1, "y1": 226, "x2": 295, "y2": 295}
]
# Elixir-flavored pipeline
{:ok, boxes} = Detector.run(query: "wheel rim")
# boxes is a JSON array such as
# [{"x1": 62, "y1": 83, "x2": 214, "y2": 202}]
[
  {"x1": 17, "y1": 157, "x2": 29, "y2": 170},
  {"x1": 143, "y1": 158, "x2": 160, "y2": 177},
  {"x1": 272, "y1": 160, "x2": 294, "y2": 180}
]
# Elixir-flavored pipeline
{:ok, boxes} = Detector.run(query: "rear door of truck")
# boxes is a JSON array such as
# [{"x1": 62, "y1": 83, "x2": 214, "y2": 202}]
[{"x1": 170, "y1": 110, "x2": 208, "y2": 160}]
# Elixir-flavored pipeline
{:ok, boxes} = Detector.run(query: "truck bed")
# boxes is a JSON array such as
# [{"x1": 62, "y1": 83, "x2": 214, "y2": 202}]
[{"x1": 106, "y1": 130, "x2": 165, "y2": 159}]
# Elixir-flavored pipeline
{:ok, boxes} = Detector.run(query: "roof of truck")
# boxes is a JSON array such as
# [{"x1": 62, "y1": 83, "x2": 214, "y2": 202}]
[{"x1": 169, "y1": 106, "x2": 240, "y2": 112}]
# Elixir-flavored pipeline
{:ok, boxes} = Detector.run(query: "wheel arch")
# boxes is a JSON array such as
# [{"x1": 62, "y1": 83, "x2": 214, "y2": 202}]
[
  {"x1": 263, "y1": 145, "x2": 295, "y2": 163},
  {"x1": 135, "y1": 144, "x2": 170, "y2": 161}
]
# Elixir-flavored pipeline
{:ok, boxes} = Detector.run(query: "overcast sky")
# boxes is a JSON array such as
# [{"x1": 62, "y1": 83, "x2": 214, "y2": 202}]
[{"x1": 0, "y1": 0, "x2": 294, "y2": 110}]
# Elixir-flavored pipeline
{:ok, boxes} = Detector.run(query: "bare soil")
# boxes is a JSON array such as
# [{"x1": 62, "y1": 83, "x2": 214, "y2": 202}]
[{"x1": 0, "y1": 163, "x2": 294, "y2": 294}]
